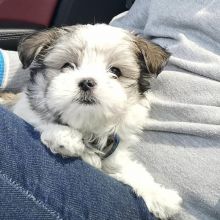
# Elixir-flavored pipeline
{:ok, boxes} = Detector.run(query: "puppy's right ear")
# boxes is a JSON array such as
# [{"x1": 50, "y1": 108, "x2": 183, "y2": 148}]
[{"x1": 18, "y1": 27, "x2": 64, "y2": 69}]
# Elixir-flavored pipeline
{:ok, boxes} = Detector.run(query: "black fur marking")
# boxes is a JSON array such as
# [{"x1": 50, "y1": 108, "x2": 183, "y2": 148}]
[
  {"x1": 75, "y1": 91, "x2": 99, "y2": 105},
  {"x1": 53, "y1": 113, "x2": 68, "y2": 126},
  {"x1": 26, "y1": 72, "x2": 54, "y2": 122},
  {"x1": 29, "y1": 63, "x2": 47, "y2": 83},
  {"x1": 137, "y1": 52, "x2": 152, "y2": 94},
  {"x1": 76, "y1": 98, "x2": 98, "y2": 105}
]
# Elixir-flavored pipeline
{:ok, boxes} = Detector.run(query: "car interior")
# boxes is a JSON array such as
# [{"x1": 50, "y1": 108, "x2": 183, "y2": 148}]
[{"x1": 0, "y1": 0, "x2": 135, "y2": 51}]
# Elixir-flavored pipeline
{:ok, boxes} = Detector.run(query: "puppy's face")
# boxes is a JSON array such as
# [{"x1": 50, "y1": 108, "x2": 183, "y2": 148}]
[{"x1": 19, "y1": 24, "x2": 169, "y2": 131}]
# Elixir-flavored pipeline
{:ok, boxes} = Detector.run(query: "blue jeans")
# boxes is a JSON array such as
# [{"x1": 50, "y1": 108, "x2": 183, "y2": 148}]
[{"x1": 0, "y1": 107, "x2": 155, "y2": 220}]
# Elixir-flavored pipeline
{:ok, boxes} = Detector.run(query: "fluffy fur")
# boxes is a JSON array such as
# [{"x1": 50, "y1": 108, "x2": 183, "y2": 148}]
[{"x1": 11, "y1": 24, "x2": 182, "y2": 219}]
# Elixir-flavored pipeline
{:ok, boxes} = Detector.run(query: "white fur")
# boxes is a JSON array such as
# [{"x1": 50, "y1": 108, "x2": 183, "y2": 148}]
[{"x1": 13, "y1": 24, "x2": 182, "y2": 219}]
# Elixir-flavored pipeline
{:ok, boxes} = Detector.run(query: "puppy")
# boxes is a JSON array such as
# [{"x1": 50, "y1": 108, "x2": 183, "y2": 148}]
[{"x1": 12, "y1": 24, "x2": 182, "y2": 219}]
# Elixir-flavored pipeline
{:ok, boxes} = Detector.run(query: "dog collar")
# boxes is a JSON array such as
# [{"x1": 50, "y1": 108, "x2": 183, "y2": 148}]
[
  {"x1": 101, "y1": 133, "x2": 120, "y2": 159},
  {"x1": 85, "y1": 134, "x2": 120, "y2": 160}
]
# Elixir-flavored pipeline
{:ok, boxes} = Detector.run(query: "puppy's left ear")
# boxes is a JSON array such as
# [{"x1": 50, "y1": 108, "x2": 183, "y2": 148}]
[{"x1": 134, "y1": 36, "x2": 170, "y2": 93}]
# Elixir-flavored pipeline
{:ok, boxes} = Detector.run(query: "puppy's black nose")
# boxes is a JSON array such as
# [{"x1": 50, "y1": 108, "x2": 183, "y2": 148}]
[{"x1": 78, "y1": 78, "x2": 96, "y2": 91}]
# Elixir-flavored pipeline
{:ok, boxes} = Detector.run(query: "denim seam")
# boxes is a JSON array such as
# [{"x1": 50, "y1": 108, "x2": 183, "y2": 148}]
[{"x1": 0, "y1": 170, "x2": 63, "y2": 220}]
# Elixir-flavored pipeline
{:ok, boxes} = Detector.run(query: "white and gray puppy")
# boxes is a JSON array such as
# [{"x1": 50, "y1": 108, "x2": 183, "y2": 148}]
[{"x1": 13, "y1": 24, "x2": 182, "y2": 219}]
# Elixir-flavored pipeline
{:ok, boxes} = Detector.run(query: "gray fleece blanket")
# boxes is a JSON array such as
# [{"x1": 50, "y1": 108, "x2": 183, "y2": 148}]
[{"x1": 111, "y1": 1, "x2": 220, "y2": 219}]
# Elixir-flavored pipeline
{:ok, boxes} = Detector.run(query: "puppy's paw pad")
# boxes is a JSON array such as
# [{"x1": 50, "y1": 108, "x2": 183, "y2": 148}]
[{"x1": 144, "y1": 188, "x2": 182, "y2": 219}]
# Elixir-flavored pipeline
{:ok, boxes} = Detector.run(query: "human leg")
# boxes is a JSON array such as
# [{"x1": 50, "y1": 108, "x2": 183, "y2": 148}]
[{"x1": 0, "y1": 107, "x2": 155, "y2": 220}]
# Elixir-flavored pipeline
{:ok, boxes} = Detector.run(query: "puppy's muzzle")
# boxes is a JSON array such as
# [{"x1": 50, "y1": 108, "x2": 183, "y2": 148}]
[
  {"x1": 77, "y1": 78, "x2": 98, "y2": 105},
  {"x1": 78, "y1": 78, "x2": 96, "y2": 92}
]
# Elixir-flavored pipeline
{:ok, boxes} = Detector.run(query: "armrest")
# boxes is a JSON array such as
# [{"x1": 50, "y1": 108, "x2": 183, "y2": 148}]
[{"x1": 0, "y1": 29, "x2": 37, "y2": 51}]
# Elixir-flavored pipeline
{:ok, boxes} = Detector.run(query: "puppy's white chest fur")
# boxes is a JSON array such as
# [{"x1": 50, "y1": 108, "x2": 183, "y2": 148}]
[{"x1": 14, "y1": 91, "x2": 148, "y2": 163}]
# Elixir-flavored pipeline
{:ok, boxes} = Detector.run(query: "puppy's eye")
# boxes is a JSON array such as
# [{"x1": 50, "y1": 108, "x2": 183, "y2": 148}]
[
  {"x1": 109, "y1": 67, "x2": 122, "y2": 79},
  {"x1": 61, "y1": 63, "x2": 76, "y2": 70}
]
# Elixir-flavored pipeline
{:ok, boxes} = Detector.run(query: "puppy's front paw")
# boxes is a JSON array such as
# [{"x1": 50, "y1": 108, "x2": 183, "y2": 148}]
[
  {"x1": 81, "y1": 150, "x2": 102, "y2": 169},
  {"x1": 41, "y1": 126, "x2": 85, "y2": 157},
  {"x1": 143, "y1": 187, "x2": 182, "y2": 219}
]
